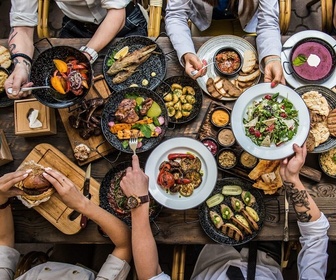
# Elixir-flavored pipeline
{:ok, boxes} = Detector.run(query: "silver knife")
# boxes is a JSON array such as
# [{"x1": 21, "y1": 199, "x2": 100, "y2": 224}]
[
  {"x1": 80, "y1": 163, "x2": 91, "y2": 228},
  {"x1": 283, "y1": 190, "x2": 289, "y2": 242}
]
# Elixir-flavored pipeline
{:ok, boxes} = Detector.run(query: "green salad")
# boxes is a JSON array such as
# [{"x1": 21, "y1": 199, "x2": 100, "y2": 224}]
[{"x1": 243, "y1": 93, "x2": 299, "y2": 146}]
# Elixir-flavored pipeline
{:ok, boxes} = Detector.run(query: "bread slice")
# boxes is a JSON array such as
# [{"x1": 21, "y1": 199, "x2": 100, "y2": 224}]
[
  {"x1": 242, "y1": 50, "x2": 257, "y2": 73},
  {"x1": 222, "y1": 222, "x2": 244, "y2": 241}
]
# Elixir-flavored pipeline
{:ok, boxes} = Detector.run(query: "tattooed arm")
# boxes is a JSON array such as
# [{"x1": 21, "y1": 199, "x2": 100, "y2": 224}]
[
  {"x1": 4, "y1": 27, "x2": 34, "y2": 99},
  {"x1": 281, "y1": 143, "x2": 329, "y2": 279}
]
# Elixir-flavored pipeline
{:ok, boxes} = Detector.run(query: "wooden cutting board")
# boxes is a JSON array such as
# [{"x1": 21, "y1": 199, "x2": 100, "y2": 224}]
[
  {"x1": 58, "y1": 75, "x2": 114, "y2": 166},
  {"x1": 18, "y1": 143, "x2": 101, "y2": 235}
]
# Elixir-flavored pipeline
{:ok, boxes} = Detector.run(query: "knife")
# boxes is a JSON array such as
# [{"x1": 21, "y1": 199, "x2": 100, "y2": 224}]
[
  {"x1": 283, "y1": 189, "x2": 289, "y2": 242},
  {"x1": 80, "y1": 163, "x2": 91, "y2": 229}
]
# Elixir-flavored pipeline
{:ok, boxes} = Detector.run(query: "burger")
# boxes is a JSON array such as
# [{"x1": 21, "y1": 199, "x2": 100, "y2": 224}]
[{"x1": 17, "y1": 160, "x2": 55, "y2": 207}]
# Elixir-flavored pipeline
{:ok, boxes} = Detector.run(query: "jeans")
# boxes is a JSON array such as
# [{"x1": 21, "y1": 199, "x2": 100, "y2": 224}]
[{"x1": 59, "y1": 4, "x2": 147, "y2": 38}]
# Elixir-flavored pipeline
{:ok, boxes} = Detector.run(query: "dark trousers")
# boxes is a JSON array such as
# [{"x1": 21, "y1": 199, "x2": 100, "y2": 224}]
[{"x1": 59, "y1": 4, "x2": 147, "y2": 38}]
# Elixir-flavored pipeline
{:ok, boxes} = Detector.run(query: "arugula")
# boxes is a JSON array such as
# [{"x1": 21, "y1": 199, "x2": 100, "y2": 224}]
[
  {"x1": 106, "y1": 50, "x2": 117, "y2": 67},
  {"x1": 132, "y1": 123, "x2": 152, "y2": 138},
  {"x1": 292, "y1": 54, "x2": 307, "y2": 66}
]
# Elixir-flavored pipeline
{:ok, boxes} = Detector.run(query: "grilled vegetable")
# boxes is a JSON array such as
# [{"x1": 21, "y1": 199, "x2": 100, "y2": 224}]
[
  {"x1": 220, "y1": 204, "x2": 233, "y2": 220},
  {"x1": 231, "y1": 197, "x2": 244, "y2": 212},
  {"x1": 222, "y1": 185, "x2": 242, "y2": 196},
  {"x1": 209, "y1": 211, "x2": 224, "y2": 229},
  {"x1": 241, "y1": 191, "x2": 256, "y2": 206},
  {"x1": 206, "y1": 193, "x2": 224, "y2": 208},
  {"x1": 168, "y1": 153, "x2": 195, "y2": 160}
]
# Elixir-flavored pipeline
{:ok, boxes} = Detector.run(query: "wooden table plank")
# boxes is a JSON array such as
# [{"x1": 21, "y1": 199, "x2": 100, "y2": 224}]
[{"x1": 1, "y1": 37, "x2": 336, "y2": 244}]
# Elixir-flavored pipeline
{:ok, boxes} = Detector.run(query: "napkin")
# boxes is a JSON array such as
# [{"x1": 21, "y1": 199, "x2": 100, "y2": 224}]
[{"x1": 27, "y1": 109, "x2": 43, "y2": 129}]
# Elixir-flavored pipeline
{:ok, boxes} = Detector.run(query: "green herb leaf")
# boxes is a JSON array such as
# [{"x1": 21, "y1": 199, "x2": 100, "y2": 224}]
[
  {"x1": 292, "y1": 54, "x2": 307, "y2": 66},
  {"x1": 140, "y1": 124, "x2": 152, "y2": 138},
  {"x1": 332, "y1": 154, "x2": 336, "y2": 163}
]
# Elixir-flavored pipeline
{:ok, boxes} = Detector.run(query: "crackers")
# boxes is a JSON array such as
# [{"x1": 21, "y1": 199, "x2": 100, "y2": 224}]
[{"x1": 0, "y1": 46, "x2": 11, "y2": 69}]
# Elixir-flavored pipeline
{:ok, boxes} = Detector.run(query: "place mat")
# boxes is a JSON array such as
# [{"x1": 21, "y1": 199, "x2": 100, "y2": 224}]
[
  {"x1": 58, "y1": 75, "x2": 114, "y2": 166},
  {"x1": 17, "y1": 143, "x2": 100, "y2": 235}
]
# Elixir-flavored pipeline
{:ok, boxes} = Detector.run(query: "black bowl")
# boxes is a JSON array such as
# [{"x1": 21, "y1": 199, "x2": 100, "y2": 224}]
[
  {"x1": 30, "y1": 46, "x2": 92, "y2": 108},
  {"x1": 213, "y1": 47, "x2": 243, "y2": 77},
  {"x1": 290, "y1": 37, "x2": 336, "y2": 83}
]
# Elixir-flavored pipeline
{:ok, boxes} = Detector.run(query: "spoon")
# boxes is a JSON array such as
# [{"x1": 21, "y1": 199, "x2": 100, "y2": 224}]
[
  {"x1": 7, "y1": 86, "x2": 51, "y2": 94},
  {"x1": 190, "y1": 61, "x2": 215, "y2": 76}
]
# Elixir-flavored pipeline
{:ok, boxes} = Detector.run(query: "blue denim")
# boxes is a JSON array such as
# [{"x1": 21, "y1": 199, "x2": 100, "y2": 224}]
[{"x1": 59, "y1": 4, "x2": 147, "y2": 38}]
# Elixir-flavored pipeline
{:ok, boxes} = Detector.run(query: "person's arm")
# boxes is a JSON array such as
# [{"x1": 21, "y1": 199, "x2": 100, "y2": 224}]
[
  {"x1": 280, "y1": 144, "x2": 329, "y2": 279},
  {"x1": 256, "y1": 0, "x2": 285, "y2": 86},
  {"x1": 120, "y1": 155, "x2": 162, "y2": 280},
  {"x1": 43, "y1": 168, "x2": 131, "y2": 262}
]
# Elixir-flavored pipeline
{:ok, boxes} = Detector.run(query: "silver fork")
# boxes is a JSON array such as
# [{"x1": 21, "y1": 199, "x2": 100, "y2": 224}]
[{"x1": 129, "y1": 137, "x2": 138, "y2": 155}]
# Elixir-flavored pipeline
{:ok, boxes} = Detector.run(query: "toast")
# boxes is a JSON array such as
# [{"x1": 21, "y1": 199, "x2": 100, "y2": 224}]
[{"x1": 241, "y1": 50, "x2": 257, "y2": 73}]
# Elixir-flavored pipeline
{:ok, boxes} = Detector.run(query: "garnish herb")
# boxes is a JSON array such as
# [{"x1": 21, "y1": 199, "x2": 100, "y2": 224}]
[{"x1": 292, "y1": 54, "x2": 307, "y2": 66}]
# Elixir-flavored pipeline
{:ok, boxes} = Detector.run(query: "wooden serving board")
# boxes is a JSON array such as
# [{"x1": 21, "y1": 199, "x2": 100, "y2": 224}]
[
  {"x1": 58, "y1": 75, "x2": 114, "y2": 166},
  {"x1": 18, "y1": 143, "x2": 101, "y2": 235}
]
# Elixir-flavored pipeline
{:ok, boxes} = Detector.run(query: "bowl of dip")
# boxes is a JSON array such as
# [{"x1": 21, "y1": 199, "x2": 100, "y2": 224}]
[
  {"x1": 239, "y1": 151, "x2": 258, "y2": 169},
  {"x1": 210, "y1": 107, "x2": 230, "y2": 128},
  {"x1": 290, "y1": 37, "x2": 336, "y2": 83},
  {"x1": 217, "y1": 127, "x2": 235, "y2": 147},
  {"x1": 319, "y1": 147, "x2": 336, "y2": 178},
  {"x1": 217, "y1": 148, "x2": 237, "y2": 170},
  {"x1": 201, "y1": 137, "x2": 219, "y2": 156},
  {"x1": 213, "y1": 47, "x2": 243, "y2": 77}
]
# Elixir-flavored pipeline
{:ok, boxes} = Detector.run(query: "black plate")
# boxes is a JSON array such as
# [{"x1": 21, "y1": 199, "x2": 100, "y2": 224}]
[
  {"x1": 155, "y1": 75, "x2": 203, "y2": 124},
  {"x1": 295, "y1": 85, "x2": 336, "y2": 153},
  {"x1": 30, "y1": 46, "x2": 92, "y2": 108},
  {"x1": 103, "y1": 36, "x2": 166, "y2": 92},
  {"x1": 99, "y1": 161, "x2": 162, "y2": 226},
  {"x1": 101, "y1": 87, "x2": 168, "y2": 153},
  {"x1": 199, "y1": 177, "x2": 265, "y2": 246}
]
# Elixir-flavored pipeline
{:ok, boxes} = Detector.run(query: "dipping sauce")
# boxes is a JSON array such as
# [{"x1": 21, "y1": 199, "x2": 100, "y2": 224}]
[
  {"x1": 217, "y1": 128, "x2": 235, "y2": 147},
  {"x1": 240, "y1": 151, "x2": 258, "y2": 169},
  {"x1": 201, "y1": 138, "x2": 218, "y2": 156},
  {"x1": 217, "y1": 149, "x2": 237, "y2": 169},
  {"x1": 291, "y1": 40, "x2": 334, "y2": 82},
  {"x1": 211, "y1": 109, "x2": 230, "y2": 127},
  {"x1": 215, "y1": 50, "x2": 241, "y2": 75}
]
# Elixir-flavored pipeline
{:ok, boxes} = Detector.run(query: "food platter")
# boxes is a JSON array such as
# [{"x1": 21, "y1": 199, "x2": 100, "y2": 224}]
[
  {"x1": 295, "y1": 85, "x2": 336, "y2": 153},
  {"x1": 99, "y1": 161, "x2": 162, "y2": 226},
  {"x1": 196, "y1": 35, "x2": 260, "y2": 101},
  {"x1": 100, "y1": 87, "x2": 168, "y2": 153},
  {"x1": 145, "y1": 137, "x2": 217, "y2": 210},
  {"x1": 231, "y1": 83, "x2": 310, "y2": 160},
  {"x1": 155, "y1": 75, "x2": 203, "y2": 124},
  {"x1": 199, "y1": 177, "x2": 265, "y2": 246},
  {"x1": 281, "y1": 30, "x2": 336, "y2": 88},
  {"x1": 103, "y1": 36, "x2": 166, "y2": 92}
]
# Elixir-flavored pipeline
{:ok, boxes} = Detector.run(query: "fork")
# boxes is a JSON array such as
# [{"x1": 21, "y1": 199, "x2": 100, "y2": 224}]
[{"x1": 129, "y1": 137, "x2": 138, "y2": 155}]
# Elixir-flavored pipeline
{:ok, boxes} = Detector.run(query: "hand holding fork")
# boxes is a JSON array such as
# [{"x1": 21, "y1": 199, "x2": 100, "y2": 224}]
[{"x1": 129, "y1": 137, "x2": 138, "y2": 155}]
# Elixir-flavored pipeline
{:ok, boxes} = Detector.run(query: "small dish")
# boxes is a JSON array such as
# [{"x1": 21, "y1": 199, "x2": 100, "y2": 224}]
[
  {"x1": 213, "y1": 47, "x2": 243, "y2": 77},
  {"x1": 201, "y1": 137, "x2": 219, "y2": 156},
  {"x1": 318, "y1": 147, "x2": 336, "y2": 178},
  {"x1": 239, "y1": 150, "x2": 258, "y2": 169},
  {"x1": 217, "y1": 148, "x2": 237, "y2": 170},
  {"x1": 217, "y1": 127, "x2": 235, "y2": 147},
  {"x1": 210, "y1": 107, "x2": 230, "y2": 128}
]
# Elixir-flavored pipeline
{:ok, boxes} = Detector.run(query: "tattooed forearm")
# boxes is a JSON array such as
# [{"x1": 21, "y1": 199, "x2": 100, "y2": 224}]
[
  {"x1": 8, "y1": 28, "x2": 18, "y2": 47},
  {"x1": 284, "y1": 181, "x2": 312, "y2": 222}
]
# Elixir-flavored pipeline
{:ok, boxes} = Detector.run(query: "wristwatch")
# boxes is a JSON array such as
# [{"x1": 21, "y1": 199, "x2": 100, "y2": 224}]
[
  {"x1": 79, "y1": 46, "x2": 98, "y2": 64},
  {"x1": 126, "y1": 194, "x2": 149, "y2": 209}
]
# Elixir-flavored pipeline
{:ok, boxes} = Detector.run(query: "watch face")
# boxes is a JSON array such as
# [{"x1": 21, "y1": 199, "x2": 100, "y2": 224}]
[{"x1": 127, "y1": 196, "x2": 139, "y2": 209}]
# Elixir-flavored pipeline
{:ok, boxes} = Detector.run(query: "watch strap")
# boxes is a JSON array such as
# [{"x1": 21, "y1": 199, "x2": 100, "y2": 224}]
[
  {"x1": 79, "y1": 46, "x2": 98, "y2": 64},
  {"x1": 139, "y1": 195, "x2": 149, "y2": 204},
  {"x1": 0, "y1": 198, "x2": 11, "y2": 209}
]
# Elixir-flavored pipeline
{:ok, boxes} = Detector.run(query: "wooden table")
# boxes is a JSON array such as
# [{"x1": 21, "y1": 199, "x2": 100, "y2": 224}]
[{"x1": 1, "y1": 36, "x2": 336, "y2": 244}]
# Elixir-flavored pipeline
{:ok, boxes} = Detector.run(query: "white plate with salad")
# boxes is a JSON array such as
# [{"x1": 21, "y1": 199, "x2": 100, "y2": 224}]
[{"x1": 231, "y1": 83, "x2": 310, "y2": 160}]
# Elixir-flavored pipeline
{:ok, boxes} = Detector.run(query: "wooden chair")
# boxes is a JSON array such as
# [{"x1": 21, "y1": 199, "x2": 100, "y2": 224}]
[
  {"x1": 171, "y1": 245, "x2": 186, "y2": 280},
  {"x1": 37, "y1": 0, "x2": 50, "y2": 38},
  {"x1": 279, "y1": 0, "x2": 291, "y2": 35},
  {"x1": 147, "y1": 0, "x2": 163, "y2": 37},
  {"x1": 307, "y1": 0, "x2": 333, "y2": 33}
]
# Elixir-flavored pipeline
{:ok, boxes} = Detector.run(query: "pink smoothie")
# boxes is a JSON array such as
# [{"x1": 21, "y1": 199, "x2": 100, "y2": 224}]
[{"x1": 291, "y1": 41, "x2": 333, "y2": 82}]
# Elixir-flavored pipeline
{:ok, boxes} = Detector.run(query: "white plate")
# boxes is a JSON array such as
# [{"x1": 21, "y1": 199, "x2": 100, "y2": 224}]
[
  {"x1": 145, "y1": 137, "x2": 218, "y2": 210},
  {"x1": 196, "y1": 35, "x2": 260, "y2": 101},
  {"x1": 231, "y1": 83, "x2": 310, "y2": 160},
  {"x1": 281, "y1": 30, "x2": 336, "y2": 88}
]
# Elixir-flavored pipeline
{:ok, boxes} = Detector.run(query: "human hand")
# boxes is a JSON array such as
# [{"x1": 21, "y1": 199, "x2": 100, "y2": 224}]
[
  {"x1": 4, "y1": 65, "x2": 33, "y2": 99},
  {"x1": 0, "y1": 170, "x2": 28, "y2": 204},
  {"x1": 183, "y1": 53, "x2": 207, "y2": 79},
  {"x1": 42, "y1": 168, "x2": 88, "y2": 212},
  {"x1": 280, "y1": 143, "x2": 307, "y2": 182},
  {"x1": 120, "y1": 155, "x2": 149, "y2": 197},
  {"x1": 263, "y1": 56, "x2": 285, "y2": 87}
]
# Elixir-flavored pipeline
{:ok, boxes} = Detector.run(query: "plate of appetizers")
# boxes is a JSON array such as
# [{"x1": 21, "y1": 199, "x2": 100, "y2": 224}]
[
  {"x1": 101, "y1": 87, "x2": 168, "y2": 153},
  {"x1": 199, "y1": 177, "x2": 265, "y2": 245},
  {"x1": 231, "y1": 83, "x2": 310, "y2": 160},
  {"x1": 145, "y1": 137, "x2": 217, "y2": 210},
  {"x1": 103, "y1": 36, "x2": 166, "y2": 92}
]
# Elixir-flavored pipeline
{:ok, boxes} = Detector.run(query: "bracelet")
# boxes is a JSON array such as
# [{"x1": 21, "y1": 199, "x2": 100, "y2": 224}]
[
  {"x1": 0, "y1": 198, "x2": 11, "y2": 210},
  {"x1": 10, "y1": 53, "x2": 33, "y2": 65},
  {"x1": 264, "y1": 57, "x2": 281, "y2": 66}
]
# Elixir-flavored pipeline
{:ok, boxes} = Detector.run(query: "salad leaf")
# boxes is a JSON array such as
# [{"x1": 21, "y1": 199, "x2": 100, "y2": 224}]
[
  {"x1": 106, "y1": 50, "x2": 117, "y2": 67},
  {"x1": 292, "y1": 54, "x2": 307, "y2": 66}
]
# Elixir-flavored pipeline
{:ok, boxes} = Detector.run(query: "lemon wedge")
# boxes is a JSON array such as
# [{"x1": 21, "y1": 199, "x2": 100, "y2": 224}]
[{"x1": 114, "y1": 46, "x2": 129, "y2": 60}]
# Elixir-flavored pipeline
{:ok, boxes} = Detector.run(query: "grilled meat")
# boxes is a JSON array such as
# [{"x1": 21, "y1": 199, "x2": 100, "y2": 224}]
[{"x1": 115, "y1": 99, "x2": 139, "y2": 124}]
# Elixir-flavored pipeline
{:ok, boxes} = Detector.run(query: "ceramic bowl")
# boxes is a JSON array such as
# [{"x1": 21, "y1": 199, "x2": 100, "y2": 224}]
[{"x1": 213, "y1": 47, "x2": 243, "y2": 77}]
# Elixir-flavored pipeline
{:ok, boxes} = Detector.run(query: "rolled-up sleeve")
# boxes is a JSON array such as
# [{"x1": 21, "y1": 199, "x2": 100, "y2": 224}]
[
  {"x1": 10, "y1": 0, "x2": 38, "y2": 27},
  {"x1": 297, "y1": 213, "x2": 330, "y2": 280},
  {"x1": 101, "y1": 0, "x2": 130, "y2": 10},
  {"x1": 0, "y1": 246, "x2": 21, "y2": 280},
  {"x1": 97, "y1": 254, "x2": 131, "y2": 280}
]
